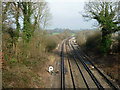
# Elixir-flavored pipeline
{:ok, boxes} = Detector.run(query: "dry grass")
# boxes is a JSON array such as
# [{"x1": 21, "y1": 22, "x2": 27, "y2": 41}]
[
  {"x1": 76, "y1": 31, "x2": 86, "y2": 48},
  {"x1": 2, "y1": 29, "x2": 61, "y2": 88}
]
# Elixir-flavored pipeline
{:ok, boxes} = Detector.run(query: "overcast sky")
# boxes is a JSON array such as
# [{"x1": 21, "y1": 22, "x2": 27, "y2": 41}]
[{"x1": 45, "y1": 0, "x2": 97, "y2": 30}]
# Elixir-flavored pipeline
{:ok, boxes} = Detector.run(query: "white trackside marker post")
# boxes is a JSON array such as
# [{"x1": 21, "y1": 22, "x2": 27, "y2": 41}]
[{"x1": 49, "y1": 66, "x2": 53, "y2": 75}]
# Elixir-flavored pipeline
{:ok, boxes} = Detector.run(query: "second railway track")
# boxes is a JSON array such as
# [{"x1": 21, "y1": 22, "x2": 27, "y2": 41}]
[{"x1": 60, "y1": 37, "x2": 118, "y2": 89}]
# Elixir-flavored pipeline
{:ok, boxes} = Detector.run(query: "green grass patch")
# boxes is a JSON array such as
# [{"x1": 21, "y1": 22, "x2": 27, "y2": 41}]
[{"x1": 52, "y1": 32, "x2": 59, "y2": 35}]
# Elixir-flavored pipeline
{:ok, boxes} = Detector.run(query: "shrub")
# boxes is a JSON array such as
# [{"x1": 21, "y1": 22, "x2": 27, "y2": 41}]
[
  {"x1": 76, "y1": 31, "x2": 86, "y2": 48},
  {"x1": 76, "y1": 30, "x2": 101, "y2": 53},
  {"x1": 45, "y1": 36, "x2": 57, "y2": 52},
  {"x1": 86, "y1": 31, "x2": 101, "y2": 52}
]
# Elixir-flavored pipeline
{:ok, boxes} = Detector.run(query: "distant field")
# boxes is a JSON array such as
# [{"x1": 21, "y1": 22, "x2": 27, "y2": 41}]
[
  {"x1": 52, "y1": 32, "x2": 59, "y2": 35},
  {"x1": 52, "y1": 32, "x2": 75, "y2": 36},
  {"x1": 72, "y1": 33, "x2": 75, "y2": 36}
]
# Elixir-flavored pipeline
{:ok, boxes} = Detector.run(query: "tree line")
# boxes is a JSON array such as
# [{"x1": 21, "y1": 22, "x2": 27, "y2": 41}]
[{"x1": 2, "y1": 0, "x2": 50, "y2": 44}]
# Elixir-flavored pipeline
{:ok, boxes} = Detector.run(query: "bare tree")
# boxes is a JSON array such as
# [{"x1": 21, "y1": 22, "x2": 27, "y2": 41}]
[
  {"x1": 2, "y1": 1, "x2": 51, "y2": 42},
  {"x1": 32, "y1": 1, "x2": 51, "y2": 30}
]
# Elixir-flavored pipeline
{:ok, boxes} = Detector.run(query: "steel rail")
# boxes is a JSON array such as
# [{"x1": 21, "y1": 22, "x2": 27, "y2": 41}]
[
  {"x1": 61, "y1": 41, "x2": 65, "y2": 90},
  {"x1": 65, "y1": 39, "x2": 76, "y2": 89},
  {"x1": 76, "y1": 44, "x2": 118, "y2": 89},
  {"x1": 67, "y1": 40, "x2": 90, "y2": 89},
  {"x1": 70, "y1": 40, "x2": 104, "y2": 89}
]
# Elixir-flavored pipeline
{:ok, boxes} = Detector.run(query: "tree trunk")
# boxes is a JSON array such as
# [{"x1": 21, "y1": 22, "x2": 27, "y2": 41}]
[{"x1": 101, "y1": 28, "x2": 112, "y2": 53}]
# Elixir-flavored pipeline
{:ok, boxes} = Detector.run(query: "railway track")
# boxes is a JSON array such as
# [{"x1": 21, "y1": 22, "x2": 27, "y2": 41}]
[
  {"x1": 61, "y1": 41, "x2": 65, "y2": 90},
  {"x1": 60, "y1": 37, "x2": 118, "y2": 89},
  {"x1": 69, "y1": 40, "x2": 104, "y2": 89},
  {"x1": 66, "y1": 39, "x2": 76, "y2": 89},
  {"x1": 75, "y1": 42, "x2": 118, "y2": 89},
  {"x1": 67, "y1": 40, "x2": 90, "y2": 89}
]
